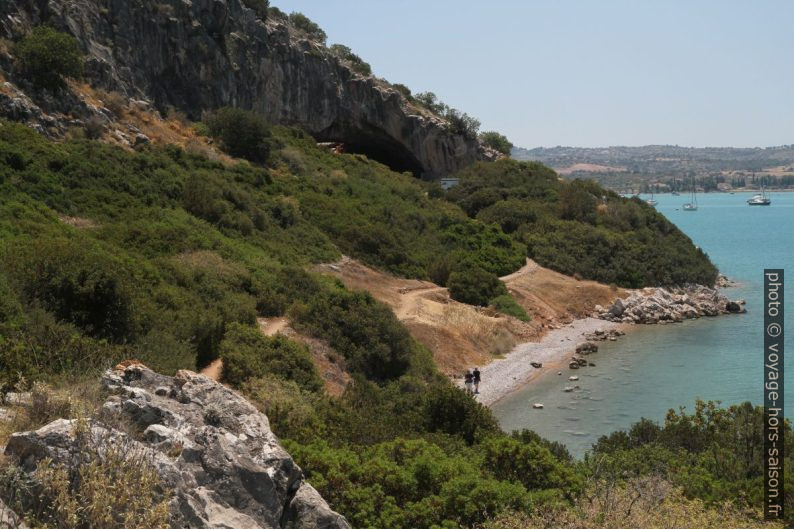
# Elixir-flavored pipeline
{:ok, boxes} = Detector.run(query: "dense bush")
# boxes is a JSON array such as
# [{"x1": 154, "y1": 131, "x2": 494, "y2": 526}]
[
  {"x1": 391, "y1": 83, "x2": 412, "y2": 99},
  {"x1": 490, "y1": 294, "x2": 530, "y2": 321},
  {"x1": 15, "y1": 27, "x2": 84, "y2": 90},
  {"x1": 291, "y1": 288, "x2": 418, "y2": 382},
  {"x1": 329, "y1": 44, "x2": 372, "y2": 76},
  {"x1": 479, "y1": 131, "x2": 513, "y2": 155},
  {"x1": 205, "y1": 107, "x2": 271, "y2": 162},
  {"x1": 591, "y1": 400, "x2": 793, "y2": 518},
  {"x1": 477, "y1": 199, "x2": 539, "y2": 234},
  {"x1": 447, "y1": 266, "x2": 507, "y2": 306},
  {"x1": 286, "y1": 438, "x2": 533, "y2": 529},
  {"x1": 444, "y1": 108, "x2": 480, "y2": 140},
  {"x1": 412, "y1": 92, "x2": 480, "y2": 139},
  {"x1": 220, "y1": 322, "x2": 322, "y2": 391},
  {"x1": 448, "y1": 159, "x2": 718, "y2": 287},
  {"x1": 2, "y1": 238, "x2": 134, "y2": 342},
  {"x1": 288, "y1": 12, "x2": 327, "y2": 44},
  {"x1": 480, "y1": 436, "x2": 581, "y2": 495},
  {"x1": 424, "y1": 384, "x2": 500, "y2": 444}
]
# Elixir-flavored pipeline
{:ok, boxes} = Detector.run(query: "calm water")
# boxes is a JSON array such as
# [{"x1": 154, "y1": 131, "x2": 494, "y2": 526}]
[{"x1": 493, "y1": 191, "x2": 793, "y2": 457}]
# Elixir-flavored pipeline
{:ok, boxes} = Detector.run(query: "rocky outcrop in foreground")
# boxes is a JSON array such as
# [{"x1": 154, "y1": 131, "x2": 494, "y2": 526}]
[
  {"x1": 4, "y1": 365, "x2": 349, "y2": 529},
  {"x1": 0, "y1": 0, "x2": 482, "y2": 176},
  {"x1": 596, "y1": 285, "x2": 745, "y2": 325}
]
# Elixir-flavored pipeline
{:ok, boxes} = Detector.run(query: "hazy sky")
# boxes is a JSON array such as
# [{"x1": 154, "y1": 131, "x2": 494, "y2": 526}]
[{"x1": 271, "y1": 1, "x2": 793, "y2": 148}]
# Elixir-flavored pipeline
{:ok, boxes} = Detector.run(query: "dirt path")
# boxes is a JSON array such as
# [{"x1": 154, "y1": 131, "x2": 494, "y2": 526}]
[
  {"x1": 499, "y1": 258, "x2": 538, "y2": 282},
  {"x1": 199, "y1": 317, "x2": 289, "y2": 381},
  {"x1": 395, "y1": 286, "x2": 446, "y2": 319},
  {"x1": 199, "y1": 358, "x2": 224, "y2": 381}
]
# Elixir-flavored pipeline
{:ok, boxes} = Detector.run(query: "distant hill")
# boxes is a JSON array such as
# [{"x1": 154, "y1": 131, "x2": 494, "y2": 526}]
[{"x1": 512, "y1": 145, "x2": 794, "y2": 192}]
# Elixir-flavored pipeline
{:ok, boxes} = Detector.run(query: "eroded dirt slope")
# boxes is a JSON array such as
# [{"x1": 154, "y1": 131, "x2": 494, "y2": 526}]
[{"x1": 313, "y1": 257, "x2": 624, "y2": 376}]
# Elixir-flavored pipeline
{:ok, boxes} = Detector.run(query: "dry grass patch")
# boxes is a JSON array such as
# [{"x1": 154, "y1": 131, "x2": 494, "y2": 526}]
[{"x1": 57, "y1": 213, "x2": 97, "y2": 229}]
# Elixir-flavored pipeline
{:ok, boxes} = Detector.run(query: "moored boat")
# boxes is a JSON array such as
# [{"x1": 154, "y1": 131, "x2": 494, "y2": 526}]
[
  {"x1": 682, "y1": 177, "x2": 698, "y2": 211},
  {"x1": 747, "y1": 187, "x2": 771, "y2": 206}
]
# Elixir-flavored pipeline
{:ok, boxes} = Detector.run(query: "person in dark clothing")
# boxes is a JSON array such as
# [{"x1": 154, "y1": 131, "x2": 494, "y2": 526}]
[
  {"x1": 472, "y1": 367, "x2": 481, "y2": 394},
  {"x1": 464, "y1": 370, "x2": 473, "y2": 394}
]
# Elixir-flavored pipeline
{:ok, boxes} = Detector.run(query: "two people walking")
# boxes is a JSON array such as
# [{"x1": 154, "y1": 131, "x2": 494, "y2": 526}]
[{"x1": 464, "y1": 367, "x2": 481, "y2": 395}]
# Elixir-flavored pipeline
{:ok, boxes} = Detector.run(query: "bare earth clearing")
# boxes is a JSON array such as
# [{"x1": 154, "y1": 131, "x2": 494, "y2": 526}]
[
  {"x1": 314, "y1": 257, "x2": 624, "y2": 385},
  {"x1": 203, "y1": 256, "x2": 624, "y2": 401}
]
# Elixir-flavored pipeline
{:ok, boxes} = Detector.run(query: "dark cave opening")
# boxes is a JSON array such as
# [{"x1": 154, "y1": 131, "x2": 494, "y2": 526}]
[{"x1": 318, "y1": 125, "x2": 426, "y2": 177}]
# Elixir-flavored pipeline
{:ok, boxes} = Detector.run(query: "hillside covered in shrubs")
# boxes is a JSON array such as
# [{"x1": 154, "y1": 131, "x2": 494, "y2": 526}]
[
  {"x1": 0, "y1": 108, "x2": 782, "y2": 527},
  {"x1": 446, "y1": 159, "x2": 719, "y2": 287}
]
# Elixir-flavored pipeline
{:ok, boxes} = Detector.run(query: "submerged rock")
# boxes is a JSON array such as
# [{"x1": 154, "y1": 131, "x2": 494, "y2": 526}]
[{"x1": 4, "y1": 365, "x2": 350, "y2": 529}]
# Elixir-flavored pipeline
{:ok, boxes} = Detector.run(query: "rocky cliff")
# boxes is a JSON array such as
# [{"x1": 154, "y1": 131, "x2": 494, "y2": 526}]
[
  {"x1": 0, "y1": 0, "x2": 483, "y2": 176},
  {"x1": 4, "y1": 364, "x2": 350, "y2": 529}
]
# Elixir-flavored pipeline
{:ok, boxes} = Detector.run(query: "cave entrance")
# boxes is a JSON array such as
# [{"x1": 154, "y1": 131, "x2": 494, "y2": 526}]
[{"x1": 318, "y1": 124, "x2": 425, "y2": 177}]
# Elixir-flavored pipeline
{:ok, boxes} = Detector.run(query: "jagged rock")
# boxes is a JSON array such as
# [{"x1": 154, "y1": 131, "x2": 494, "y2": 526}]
[
  {"x1": 0, "y1": 0, "x2": 484, "y2": 177},
  {"x1": 608, "y1": 298, "x2": 625, "y2": 317},
  {"x1": 725, "y1": 301, "x2": 744, "y2": 313},
  {"x1": 4, "y1": 365, "x2": 350, "y2": 529},
  {"x1": 0, "y1": 496, "x2": 29, "y2": 529},
  {"x1": 599, "y1": 284, "x2": 745, "y2": 325}
]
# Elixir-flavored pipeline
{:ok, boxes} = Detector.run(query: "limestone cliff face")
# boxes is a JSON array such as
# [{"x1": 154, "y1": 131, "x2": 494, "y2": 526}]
[{"x1": 0, "y1": 0, "x2": 481, "y2": 176}]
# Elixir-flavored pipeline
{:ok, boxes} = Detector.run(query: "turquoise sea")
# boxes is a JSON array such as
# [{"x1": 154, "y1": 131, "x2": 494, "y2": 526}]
[{"x1": 492, "y1": 191, "x2": 793, "y2": 457}]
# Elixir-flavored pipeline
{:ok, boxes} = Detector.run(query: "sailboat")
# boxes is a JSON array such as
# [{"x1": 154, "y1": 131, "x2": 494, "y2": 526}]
[
  {"x1": 747, "y1": 185, "x2": 771, "y2": 206},
  {"x1": 682, "y1": 178, "x2": 698, "y2": 211},
  {"x1": 646, "y1": 190, "x2": 658, "y2": 206}
]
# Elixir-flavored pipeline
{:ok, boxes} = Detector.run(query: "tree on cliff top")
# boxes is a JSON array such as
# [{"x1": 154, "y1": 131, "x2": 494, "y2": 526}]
[
  {"x1": 288, "y1": 12, "x2": 327, "y2": 44},
  {"x1": 480, "y1": 131, "x2": 514, "y2": 155},
  {"x1": 15, "y1": 27, "x2": 84, "y2": 90}
]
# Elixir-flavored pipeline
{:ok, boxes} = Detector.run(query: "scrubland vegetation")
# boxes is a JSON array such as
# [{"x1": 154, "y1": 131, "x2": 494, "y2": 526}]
[
  {"x1": 447, "y1": 159, "x2": 719, "y2": 287},
  {"x1": 0, "y1": 105, "x2": 776, "y2": 528}
]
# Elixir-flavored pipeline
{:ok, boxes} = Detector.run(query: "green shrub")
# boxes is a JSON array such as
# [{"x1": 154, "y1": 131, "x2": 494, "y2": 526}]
[
  {"x1": 477, "y1": 199, "x2": 538, "y2": 234},
  {"x1": 490, "y1": 294, "x2": 529, "y2": 321},
  {"x1": 447, "y1": 266, "x2": 507, "y2": 306},
  {"x1": 288, "y1": 12, "x2": 327, "y2": 44},
  {"x1": 205, "y1": 107, "x2": 271, "y2": 162},
  {"x1": 391, "y1": 83, "x2": 412, "y2": 98},
  {"x1": 444, "y1": 108, "x2": 480, "y2": 140},
  {"x1": 424, "y1": 384, "x2": 500, "y2": 444},
  {"x1": 2, "y1": 238, "x2": 134, "y2": 342},
  {"x1": 0, "y1": 273, "x2": 22, "y2": 324},
  {"x1": 268, "y1": 6, "x2": 288, "y2": 20},
  {"x1": 479, "y1": 131, "x2": 513, "y2": 155},
  {"x1": 480, "y1": 436, "x2": 582, "y2": 495},
  {"x1": 15, "y1": 27, "x2": 84, "y2": 90},
  {"x1": 329, "y1": 44, "x2": 372, "y2": 76},
  {"x1": 448, "y1": 159, "x2": 718, "y2": 287},
  {"x1": 286, "y1": 437, "x2": 530, "y2": 529},
  {"x1": 242, "y1": 374, "x2": 327, "y2": 442},
  {"x1": 291, "y1": 288, "x2": 415, "y2": 382},
  {"x1": 220, "y1": 322, "x2": 322, "y2": 391}
]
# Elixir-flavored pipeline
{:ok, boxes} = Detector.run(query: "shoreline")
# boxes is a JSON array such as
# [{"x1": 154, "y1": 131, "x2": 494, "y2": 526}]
[{"x1": 473, "y1": 317, "x2": 626, "y2": 407}]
